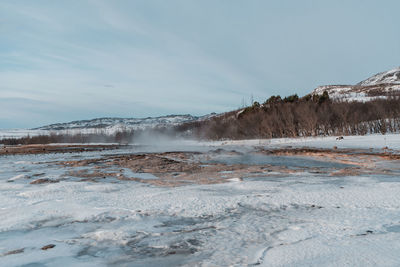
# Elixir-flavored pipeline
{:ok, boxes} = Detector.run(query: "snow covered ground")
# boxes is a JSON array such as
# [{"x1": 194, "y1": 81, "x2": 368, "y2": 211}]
[
  {"x1": 1, "y1": 134, "x2": 400, "y2": 266},
  {"x1": 0, "y1": 129, "x2": 49, "y2": 139},
  {"x1": 0, "y1": 128, "x2": 128, "y2": 138},
  {"x1": 212, "y1": 133, "x2": 400, "y2": 151}
]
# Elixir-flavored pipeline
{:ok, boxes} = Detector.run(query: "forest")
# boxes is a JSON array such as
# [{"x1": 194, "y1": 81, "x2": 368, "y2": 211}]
[{"x1": 177, "y1": 92, "x2": 400, "y2": 140}]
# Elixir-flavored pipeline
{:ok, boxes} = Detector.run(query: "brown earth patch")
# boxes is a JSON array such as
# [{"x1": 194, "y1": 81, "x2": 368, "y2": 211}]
[
  {"x1": 41, "y1": 244, "x2": 56, "y2": 250},
  {"x1": 1, "y1": 248, "x2": 24, "y2": 256},
  {"x1": 54, "y1": 152, "x2": 307, "y2": 186},
  {"x1": 30, "y1": 178, "x2": 60, "y2": 184}
]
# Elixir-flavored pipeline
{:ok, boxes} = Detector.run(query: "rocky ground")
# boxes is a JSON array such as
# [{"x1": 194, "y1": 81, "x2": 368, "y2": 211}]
[{"x1": 37, "y1": 146, "x2": 400, "y2": 187}]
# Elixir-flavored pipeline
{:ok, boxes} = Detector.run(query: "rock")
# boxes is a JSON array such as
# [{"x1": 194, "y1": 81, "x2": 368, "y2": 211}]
[
  {"x1": 41, "y1": 244, "x2": 56, "y2": 250},
  {"x1": 3, "y1": 248, "x2": 24, "y2": 256},
  {"x1": 30, "y1": 178, "x2": 59, "y2": 184}
]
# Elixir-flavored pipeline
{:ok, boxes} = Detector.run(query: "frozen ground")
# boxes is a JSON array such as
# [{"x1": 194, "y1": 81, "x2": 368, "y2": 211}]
[
  {"x1": 212, "y1": 133, "x2": 400, "y2": 151},
  {"x1": 1, "y1": 134, "x2": 400, "y2": 266}
]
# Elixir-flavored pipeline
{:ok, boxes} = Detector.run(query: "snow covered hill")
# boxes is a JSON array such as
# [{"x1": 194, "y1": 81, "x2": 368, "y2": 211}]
[
  {"x1": 357, "y1": 67, "x2": 400, "y2": 86},
  {"x1": 312, "y1": 67, "x2": 400, "y2": 101},
  {"x1": 0, "y1": 114, "x2": 218, "y2": 139},
  {"x1": 31, "y1": 114, "x2": 215, "y2": 134}
]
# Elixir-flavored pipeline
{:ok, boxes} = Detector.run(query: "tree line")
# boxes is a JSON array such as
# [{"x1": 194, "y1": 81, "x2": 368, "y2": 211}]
[
  {"x1": 177, "y1": 93, "x2": 400, "y2": 140},
  {"x1": 0, "y1": 130, "x2": 135, "y2": 146}
]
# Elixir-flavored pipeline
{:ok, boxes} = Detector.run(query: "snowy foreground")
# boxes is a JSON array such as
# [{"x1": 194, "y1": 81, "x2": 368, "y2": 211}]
[{"x1": 1, "y1": 134, "x2": 400, "y2": 266}]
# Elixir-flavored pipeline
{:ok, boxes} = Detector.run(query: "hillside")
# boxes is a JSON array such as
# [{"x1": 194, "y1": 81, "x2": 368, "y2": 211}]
[
  {"x1": 181, "y1": 67, "x2": 400, "y2": 140},
  {"x1": 312, "y1": 67, "x2": 400, "y2": 101},
  {"x1": 33, "y1": 114, "x2": 214, "y2": 132}
]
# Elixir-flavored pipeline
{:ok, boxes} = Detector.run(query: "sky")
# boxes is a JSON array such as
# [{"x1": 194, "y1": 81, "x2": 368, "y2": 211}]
[{"x1": 0, "y1": 0, "x2": 399, "y2": 128}]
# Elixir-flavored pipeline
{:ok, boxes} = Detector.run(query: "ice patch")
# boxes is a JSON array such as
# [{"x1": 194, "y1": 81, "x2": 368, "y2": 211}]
[
  {"x1": 82, "y1": 230, "x2": 132, "y2": 245},
  {"x1": 7, "y1": 174, "x2": 28, "y2": 182},
  {"x1": 122, "y1": 168, "x2": 159, "y2": 180}
]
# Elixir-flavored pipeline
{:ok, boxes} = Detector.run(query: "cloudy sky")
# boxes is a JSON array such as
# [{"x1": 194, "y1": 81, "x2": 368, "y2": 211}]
[{"x1": 1, "y1": 0, "x2": 399, "y2": 128}]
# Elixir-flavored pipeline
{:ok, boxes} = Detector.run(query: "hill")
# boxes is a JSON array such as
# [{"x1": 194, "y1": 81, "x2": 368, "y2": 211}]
[
  {"x1": 312, "y1": 67, "x2": 400, "y2": 101},
  {"x1": 33, "y1": 114, "x2": 214, "y2": 132}
]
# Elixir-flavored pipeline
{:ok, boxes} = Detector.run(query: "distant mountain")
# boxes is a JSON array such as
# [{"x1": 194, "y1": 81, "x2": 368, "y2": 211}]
[
  {"x1": 312, "y1": 67, "x2": 400, "y2": 101},
  {"x1": 34, "y1": 114, "x2": 215, "y2": 132}
]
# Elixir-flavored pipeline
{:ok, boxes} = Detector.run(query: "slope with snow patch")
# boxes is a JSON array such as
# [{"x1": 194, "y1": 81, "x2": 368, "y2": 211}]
[
  {"x1": 312, "y1": 67, "x2": 400, "y2": 101},
  {"x1": 357, "y1": 67, "x2": 400, "y2": 86},
  {"x1": 34, "y1": 114, "x2": 201, "y2": 131},
  {"x1": 0, "y1": 114, "x2": 217, "y2": 139}
]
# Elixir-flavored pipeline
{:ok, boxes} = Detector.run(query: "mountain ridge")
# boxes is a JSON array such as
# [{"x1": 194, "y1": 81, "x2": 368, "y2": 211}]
[{"x1": 33, "y1": 114, "x2": 214, "y2": 131}]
